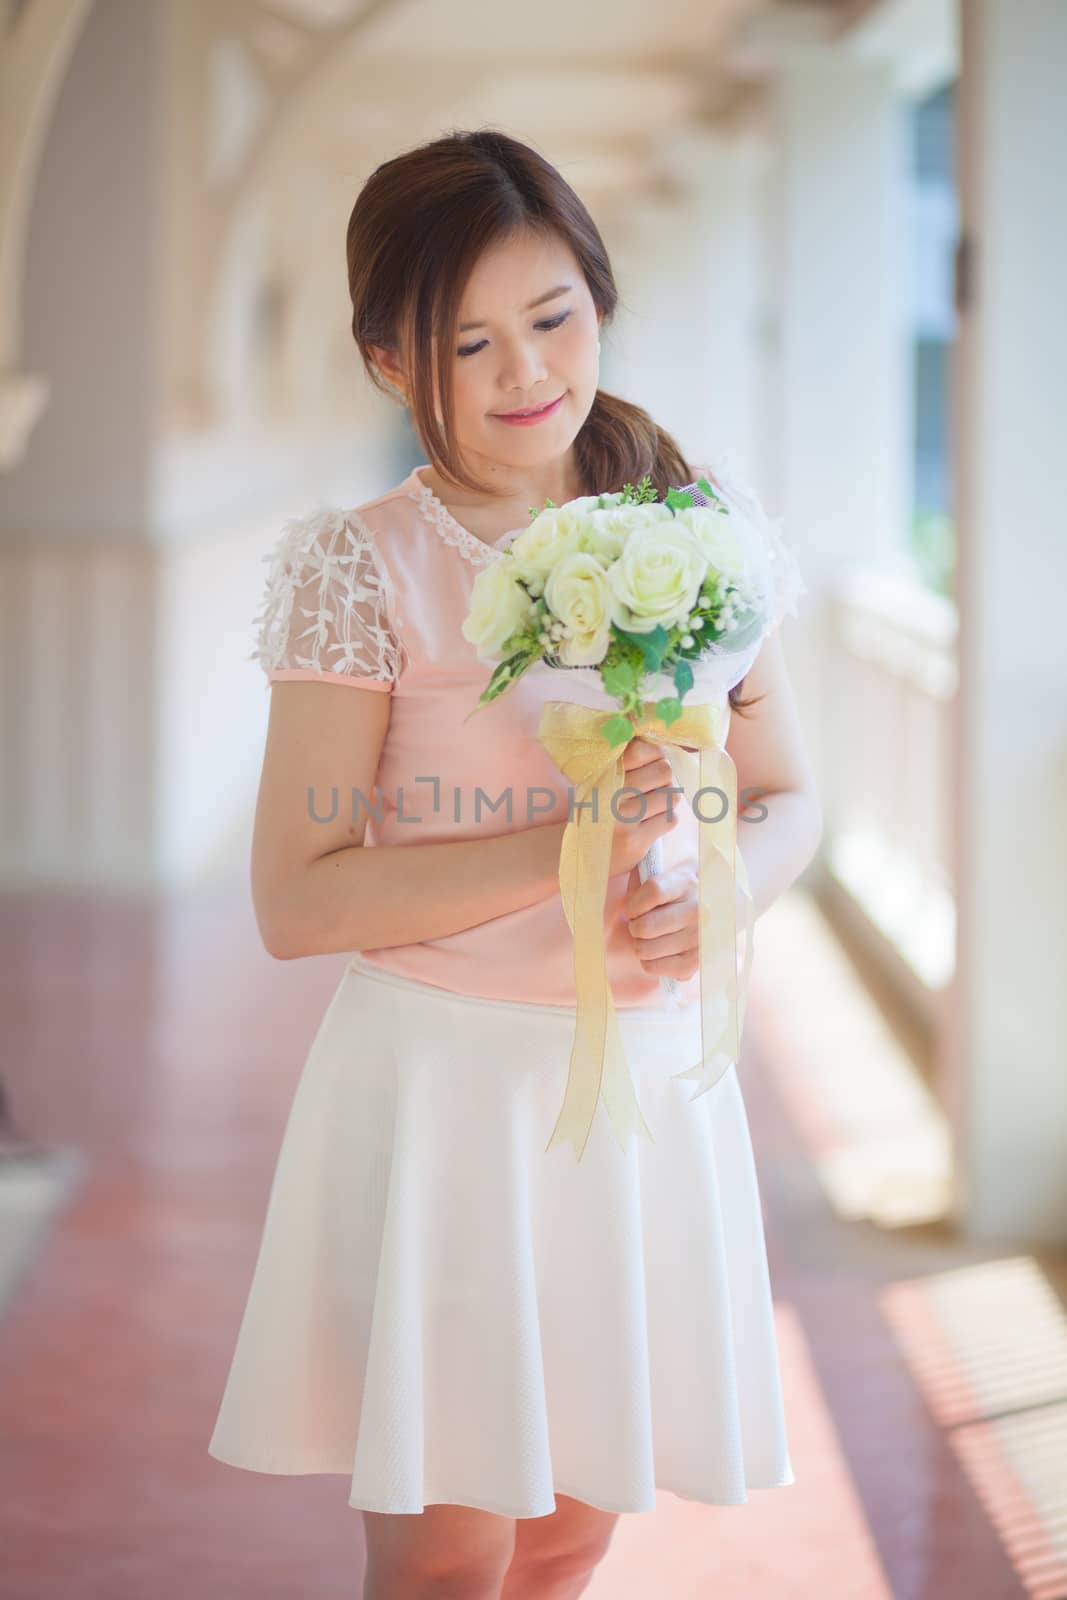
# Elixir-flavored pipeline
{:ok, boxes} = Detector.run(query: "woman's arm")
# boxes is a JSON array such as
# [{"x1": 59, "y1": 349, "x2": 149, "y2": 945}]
[
  {"x1": 251, "y1": 681, "x2": 568, "y2": 959},
  {"x1": 621, "y1": 629, "x2": 822, "y2": 978},
  {"x1": 726, "y1": 627, "x2": 823, "y2": 920},
  {"x1": 271, "y1": 817, "x2": 570, "y2": 962},
  {"x1": 251, "y1": 683, "x2": 676, "y2": 960}
]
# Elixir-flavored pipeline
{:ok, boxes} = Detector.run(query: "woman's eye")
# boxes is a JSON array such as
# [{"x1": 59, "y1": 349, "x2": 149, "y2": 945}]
[
  {"x1": 457, "y1": 309, "x2": 572, "y2": 359},
  {"x1": 533, "y1": 310, "x2": 572, "y2": 338}
]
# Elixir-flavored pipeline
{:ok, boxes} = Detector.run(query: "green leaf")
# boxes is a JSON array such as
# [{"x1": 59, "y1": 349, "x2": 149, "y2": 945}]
[
  {"x1": 645, "y1": 633, "x2": 668, "y2": 673},
  {"x1": 653, "y1": 696, "x2": 684, "y2": 727},
  {"x1": 479, "y1": 650, "x2": 534, "y2": 701},
  {"x1": 608, "y1": 621, "x2": 644, "y2": 656},
  {"x1": 673, "y1": 658, "x2": 694, "y2": 696},
  {"x1": 619, "y1": 475, "x2": 657, "y2": 507},
  {"x1": 600, "y1": 657, "x2": 639, "y2": 697},
  {"x1": 664, "y1": 486, "x2": 695, "y2": 512},
  {"x1": 600, "y1": 713, "x2": 635, "y2": 747},
  {"x1": 614, "y1": 623, "x2": 668, "y2": 672}
]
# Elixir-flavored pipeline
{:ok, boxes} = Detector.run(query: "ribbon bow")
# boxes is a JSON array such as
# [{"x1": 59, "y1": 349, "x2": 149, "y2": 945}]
[{"x1": 536, "y1": 697, "x2": 754, "y2": 1162}]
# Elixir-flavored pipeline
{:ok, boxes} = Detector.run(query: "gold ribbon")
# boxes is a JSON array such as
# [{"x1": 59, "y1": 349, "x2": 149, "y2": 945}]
[{"x1": 537, "y1": 698, "x2": 754, "y2": 1162}]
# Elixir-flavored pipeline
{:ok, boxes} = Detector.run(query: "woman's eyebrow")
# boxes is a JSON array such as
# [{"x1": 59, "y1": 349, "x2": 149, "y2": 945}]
[{"x1": 458, "y1": 283, "x2": 573, "y2": 333}]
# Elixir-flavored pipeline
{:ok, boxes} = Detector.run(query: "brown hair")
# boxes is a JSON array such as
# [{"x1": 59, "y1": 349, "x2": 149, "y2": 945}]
[{"x1": 345, "y1": 127, "x2": 761, "y2": 716}]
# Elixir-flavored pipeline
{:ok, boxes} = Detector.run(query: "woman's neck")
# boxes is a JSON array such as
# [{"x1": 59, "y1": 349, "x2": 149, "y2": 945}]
[{"x1": 422, "y1": 458, "x2": 584, "y2": 519}]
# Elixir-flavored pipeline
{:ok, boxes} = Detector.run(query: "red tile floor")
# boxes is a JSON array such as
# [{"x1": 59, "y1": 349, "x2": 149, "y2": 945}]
[{"x1": 1, "y1": 887, "x2": 1063, "y2": 1599}]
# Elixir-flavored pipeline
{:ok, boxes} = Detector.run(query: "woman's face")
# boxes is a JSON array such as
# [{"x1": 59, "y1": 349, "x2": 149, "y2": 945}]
[{"x1": 431, "y1": 229, "x2": 602, "y2": 477}]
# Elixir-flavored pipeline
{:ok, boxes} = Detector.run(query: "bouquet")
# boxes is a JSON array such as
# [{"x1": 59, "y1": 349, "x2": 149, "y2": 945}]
[{"x1": 461, "y1": 469, "x2": 789, "y2": 1163}]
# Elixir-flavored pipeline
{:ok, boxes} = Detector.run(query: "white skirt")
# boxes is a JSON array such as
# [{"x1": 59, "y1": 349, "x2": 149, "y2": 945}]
[{"x1": 207, "y1": 954, "x2": 795, "y2": 1518}]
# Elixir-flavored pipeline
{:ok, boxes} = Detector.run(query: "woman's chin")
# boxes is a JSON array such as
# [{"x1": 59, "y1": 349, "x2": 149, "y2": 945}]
[{"x1": 478, "y1": 416, "x2": 587, "y2": 462}]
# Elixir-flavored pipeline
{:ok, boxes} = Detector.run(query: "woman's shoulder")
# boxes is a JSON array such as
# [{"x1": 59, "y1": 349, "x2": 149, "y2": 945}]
[
  {"x1": 249, "y1": 471, "x2": 426, "y2": 689},
  {"x1": 268, "y1": 469, "x2": 421, "y2": 556},
  {"x1": 350, "y1": 466, "x2": 428, "y2": 538}
]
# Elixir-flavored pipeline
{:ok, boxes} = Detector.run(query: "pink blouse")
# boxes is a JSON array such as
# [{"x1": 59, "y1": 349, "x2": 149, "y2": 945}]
[{"x1": 252, "y1": 459, "x2": 804, "y2": 1007}]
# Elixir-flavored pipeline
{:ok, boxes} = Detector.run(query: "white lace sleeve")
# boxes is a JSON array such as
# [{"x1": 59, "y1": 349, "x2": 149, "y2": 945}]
[
  {"x1": 250, "y1": 506, "x2": 405, "y2": 690},
  {"x1": 694, "y1": 456, "x2": 807, "y2": 635}
]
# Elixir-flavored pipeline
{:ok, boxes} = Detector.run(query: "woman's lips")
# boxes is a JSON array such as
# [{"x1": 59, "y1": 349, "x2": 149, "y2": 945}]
[{"x1": 491, "y1": 393, "x2": 565, "y2": 426}]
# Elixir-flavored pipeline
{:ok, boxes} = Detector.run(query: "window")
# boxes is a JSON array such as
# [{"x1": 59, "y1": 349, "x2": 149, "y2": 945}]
[{"x1": 906, "y1": 83, "x2": 958, "y2": 598}]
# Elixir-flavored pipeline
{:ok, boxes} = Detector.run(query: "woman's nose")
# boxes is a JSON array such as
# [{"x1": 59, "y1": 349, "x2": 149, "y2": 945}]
[{"x1": 499, "y1": 340, "x2": 547, "y2": 389}]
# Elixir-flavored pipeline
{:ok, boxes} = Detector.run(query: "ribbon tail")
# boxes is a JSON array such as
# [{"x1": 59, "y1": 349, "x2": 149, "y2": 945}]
[
  {"x1": 735, "y1": 839, "x2": 754, "y2": 1039},
  {"x1": 670, "y1": 742, "x2": 750, "y2": 1099},
  {"x1": 599, "y1": 995, "x2": 656, "y2": 1154},
  {"x1": 538, "y1": 698, "x2": 736, "y2": 1158},
  {"x1": 544, "y1": 775, "x2": 607, "y2": 1160},
  {"x1": 545, "y1": 764, "x2": 652, "y2": 1160}
]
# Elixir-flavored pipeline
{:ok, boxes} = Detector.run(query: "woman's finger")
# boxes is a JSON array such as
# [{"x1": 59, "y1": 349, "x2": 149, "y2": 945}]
[
  {"x1": 628, "y1": 899, "x2": 694, "y2": 941},
  {"x1": 634, "y1": 927, "x2": 697, "y2": 961},
  {"x1": 623, "y1": 737, "x2": 664, "y2": 770}
]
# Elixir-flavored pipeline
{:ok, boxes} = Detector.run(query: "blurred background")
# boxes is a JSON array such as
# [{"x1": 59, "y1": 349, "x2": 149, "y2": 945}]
[{"x1": 1, "y1": 0, "x2": 1065, "y2": 1596}]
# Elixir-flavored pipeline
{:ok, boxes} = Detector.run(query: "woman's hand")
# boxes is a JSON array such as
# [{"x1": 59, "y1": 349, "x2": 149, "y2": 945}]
[
  {"x1": 622, "y1": 864, "x2": 701, "y2": 980},
  {"x1": 608, "y1": 737, "x2": 681, "y2": 878},
  {"x1": 624, "y1": 864, "x2": 752, "y2": 981}
]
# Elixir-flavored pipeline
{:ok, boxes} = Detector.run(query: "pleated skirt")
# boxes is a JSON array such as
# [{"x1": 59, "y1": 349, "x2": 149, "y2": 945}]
[{"x1": 207, "y1": 954, "x2": 795, "y2": 1518}]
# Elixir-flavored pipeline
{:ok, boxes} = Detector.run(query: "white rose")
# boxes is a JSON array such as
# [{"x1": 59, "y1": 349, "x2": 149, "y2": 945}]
[
  {"x1": 544, "y1": 551, "x2": 615, "y2": 667},
  {"x1": 668, "y1": 505, "x2": 761, "y2": 590},
  {"x1": 565, "y1": 491, "x2": 626, "y2": 513},
  {"x1": 508, "y1": 504, "x2": 588, "y2": 580},
  {"x1": 607, "y1": 525, "x2": 708, "y2": 633},
  {"x1": 461, "y1": 561, "x2": 536, "y2": 660},
  {"x1": 581, "y1": 502, "x2": 672, "y2": 566}
]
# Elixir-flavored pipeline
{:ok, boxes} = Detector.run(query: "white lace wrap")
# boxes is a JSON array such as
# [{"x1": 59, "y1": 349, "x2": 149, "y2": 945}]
[
  {"x1": 695, "y1": 455, "x2": 807, "y2": 635},
  {"x1": 251, "y1": 507, "x2": 405, "y2": 686}
]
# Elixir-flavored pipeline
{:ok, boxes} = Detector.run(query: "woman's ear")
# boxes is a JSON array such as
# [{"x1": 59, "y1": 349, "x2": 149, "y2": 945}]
[{"x1": 369, "y1": 344, "x2": 407, "y2": 395}]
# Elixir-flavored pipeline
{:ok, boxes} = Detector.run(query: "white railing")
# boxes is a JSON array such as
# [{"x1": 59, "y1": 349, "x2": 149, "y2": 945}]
[{"x1": 825, "y1": 567, "x2": 958, "y2": 1015}]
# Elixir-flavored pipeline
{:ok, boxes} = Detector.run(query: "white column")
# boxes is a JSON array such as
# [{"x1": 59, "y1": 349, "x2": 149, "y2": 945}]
[
  {"x1": 775, "y1": 46, "x2": 911, "y2": 575},
  {"x1": 764, "y1": 42, "x2": 913, "y2": 909},
  {"x1": 599, "y1": 129, "x2": 769, "y2": 479},
  {"x1": 0, "y1": 0, "x2": 163, "y2": 892},
  {"x1": 666, "y1": 127, "x2": 772, "y2": 475},
  {"x1": 948, "y1": 0, "x2": 1067, "y2": 1243},
  {"x1": 0, "y1": 0, "x2": 162, "y2": 535}
]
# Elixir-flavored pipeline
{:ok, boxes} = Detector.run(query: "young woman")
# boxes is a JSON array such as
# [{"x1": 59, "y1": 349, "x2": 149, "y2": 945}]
[{"x1": 208, "y1": 128, "x2": 821, "y2": 1599}]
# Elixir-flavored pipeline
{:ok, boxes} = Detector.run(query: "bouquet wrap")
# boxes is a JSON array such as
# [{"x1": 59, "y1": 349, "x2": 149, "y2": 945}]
[
  {"x1": 463, "y1": 468, "x2": 803, "y2": 1162},
  {"x1": 530, "y1": 652, "x2": 759, "y2": 1163}
]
